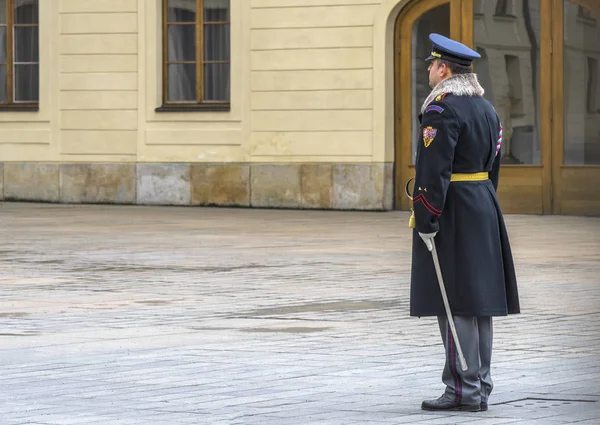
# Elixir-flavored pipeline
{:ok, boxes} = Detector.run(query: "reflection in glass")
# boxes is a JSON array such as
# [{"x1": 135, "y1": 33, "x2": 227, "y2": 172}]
[
  {"x1": 473, "y1": 0, "x2": 541, "y2": 164},
  {"x1": 411, "y1": 4, "x2": 450, "y2": 164},
  {"x1": 495, "y1": 0, "x2": 512, "y2": 17},
  {"x1": 564, "y1": 2, "x2": 600, "y2": 165}
]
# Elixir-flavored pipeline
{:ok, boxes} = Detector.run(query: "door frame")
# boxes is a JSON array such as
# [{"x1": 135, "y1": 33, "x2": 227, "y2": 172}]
[{"x1": 394, "y1": 0, "x2": 554, "y2": 214}]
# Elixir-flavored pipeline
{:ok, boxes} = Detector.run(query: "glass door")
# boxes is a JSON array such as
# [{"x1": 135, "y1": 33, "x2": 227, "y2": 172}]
[
  {"x1": 552, "y1": 0, "x2": 600, "y2": 215},
  {"x1": 469, "y1": 0, "x2": 553, "y2": 214}
]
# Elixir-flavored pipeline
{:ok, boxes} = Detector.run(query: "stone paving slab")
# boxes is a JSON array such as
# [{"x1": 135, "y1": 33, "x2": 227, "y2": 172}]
[{"x1": 0, "y1": 202, "x2": 599, "y2": 425}]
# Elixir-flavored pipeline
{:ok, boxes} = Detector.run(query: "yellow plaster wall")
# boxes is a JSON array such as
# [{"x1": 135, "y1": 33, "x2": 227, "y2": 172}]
[
  {"x1": 58, "y1": 0, "x2": 138, "y2": 163},
  {"x1": 249, "y1": 0, "x2": 382, "y2": 163},
  {"x1": 1, "y1": 0, "x2": 403, "y2": 164}
]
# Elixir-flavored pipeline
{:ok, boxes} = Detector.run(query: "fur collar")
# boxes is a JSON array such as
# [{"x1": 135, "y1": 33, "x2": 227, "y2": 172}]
[{"x1": 421, "y1": 73, "x2": 485, "y2": 114}]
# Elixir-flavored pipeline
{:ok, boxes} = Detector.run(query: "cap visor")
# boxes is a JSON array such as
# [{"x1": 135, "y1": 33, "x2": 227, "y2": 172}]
[{"x1": 425, "y1": 55, "x2": 435, "y2": 61}]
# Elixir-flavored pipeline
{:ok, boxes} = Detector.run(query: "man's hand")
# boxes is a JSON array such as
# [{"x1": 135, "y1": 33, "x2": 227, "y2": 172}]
[{"x1": 419, "y1": 232, "x2": 438, "y2": 252}]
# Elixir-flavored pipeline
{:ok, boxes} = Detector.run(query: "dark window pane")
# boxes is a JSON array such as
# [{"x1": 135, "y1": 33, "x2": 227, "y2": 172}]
[
  {"x1": 167, "y1": 0, "x2": 196, "y2": 22},
  {"x1": 204, "y1": 0, "x2": 229, "y2": 22},
  {"x1": 204, "y1": 24, "x2": 229, "y2": 61},
  {"x1": 0, "y1": 0, "x2": 6, "y2": 25},
  {"x1": 168, "y1": 24, "x2": 195, "y2": 61},
  {"x1": 14, "y1": 63, "x2": 38, "y2": 102},
  {"x1": 0, "y1": 64, "x2": 6, "y2": 102},
  {"x1": 204, "y1": 63, "x2": 229, "y2": 101},
  {"x1": 15, "y1": 26, "x2": 38, "y2": 62},
  {"x1": 168, "y1": 63, "x2": 196, "y2": 101},
  {"x1": 0, "y1": 27, "x2": 6, "y2": 62},
  {"x1": 14, "y1": 0, "x2": 38, "y2": 24}
]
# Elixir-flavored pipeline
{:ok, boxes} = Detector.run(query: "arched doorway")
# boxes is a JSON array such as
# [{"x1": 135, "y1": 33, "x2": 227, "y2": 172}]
[
  {"x1": 393, "y1": 0, "x2": 600, "y2": 216},
  {"x1": 394, "y1": 0, "x2": 455, "y2": 211}
]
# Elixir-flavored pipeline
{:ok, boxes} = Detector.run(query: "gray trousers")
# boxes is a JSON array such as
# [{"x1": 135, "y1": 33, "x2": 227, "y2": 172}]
[{"x1": 437, "y1": 316, "x2": 493, "y2": 405}]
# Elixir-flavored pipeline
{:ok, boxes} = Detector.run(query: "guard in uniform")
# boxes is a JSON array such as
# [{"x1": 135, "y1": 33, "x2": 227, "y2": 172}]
[{"x1": 409, "y1": 34, "x2": 520, "y2": 412}]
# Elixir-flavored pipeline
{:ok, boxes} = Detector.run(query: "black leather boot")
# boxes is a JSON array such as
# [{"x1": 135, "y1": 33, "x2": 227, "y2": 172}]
[{"x1": 421, "y1": 395, "x2": 481, "y2": 412}]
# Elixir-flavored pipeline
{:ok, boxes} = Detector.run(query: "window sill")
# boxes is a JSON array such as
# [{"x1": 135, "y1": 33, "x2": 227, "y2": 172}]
[
  {"x1": 155, "y1": 104, "x2": 231, "y2": 113},
  {"x1": 493, "y1": 14, "x2": 517, "y2": 21},
  {"x1": 0, "y1": 105, "x2": 39, "y2": 112}
]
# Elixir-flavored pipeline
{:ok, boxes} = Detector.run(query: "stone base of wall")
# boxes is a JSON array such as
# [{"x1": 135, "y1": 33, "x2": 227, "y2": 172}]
[{"x1": 0, "y1": 162, "x2": 395, "y2": 211}]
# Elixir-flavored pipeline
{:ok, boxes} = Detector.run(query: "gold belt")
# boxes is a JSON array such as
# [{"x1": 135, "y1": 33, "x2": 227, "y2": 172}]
[
  {"x1": 408, "y1": 172, "x2": 488, "y2": 228},
  {"x1": 450, "y1": 172, "x2": 489, "y2": 182}
]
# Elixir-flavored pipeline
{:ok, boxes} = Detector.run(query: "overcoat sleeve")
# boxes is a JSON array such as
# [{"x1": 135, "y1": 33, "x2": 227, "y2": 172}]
[{"x1": 413, "y1": 99, "x2": 460, "y2": 234}]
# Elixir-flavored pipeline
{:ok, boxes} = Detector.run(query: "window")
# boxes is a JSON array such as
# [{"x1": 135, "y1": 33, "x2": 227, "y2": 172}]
[
  {"x1": 0, "y1": 0, "x2": 39, "y2": 109},
  {"x1": 577, "y1": 5, "x2": 597, "y2": 27},
  {"x1": 495, "y1": 0, "x2": 514, "y2": 17},
  {"x1": 578, "y1": 5, "x2": 596, "y2": 22},
  {"x1": 161, "y1": 0, "x2": 230, "y2": 111}
]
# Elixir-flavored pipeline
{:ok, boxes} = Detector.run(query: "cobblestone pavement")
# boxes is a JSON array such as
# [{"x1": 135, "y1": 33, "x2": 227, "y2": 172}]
[{"x1": 1, "y1": 202, "x2": 599, "y2": 425}]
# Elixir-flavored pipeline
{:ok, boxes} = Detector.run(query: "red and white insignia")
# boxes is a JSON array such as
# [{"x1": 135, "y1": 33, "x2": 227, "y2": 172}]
[
  {"x1": 496, "y1": 125, "x2": 503, "y2": 155},
  {"x1": 423, "y1": 126, "x2": 437, "y2": 148}
]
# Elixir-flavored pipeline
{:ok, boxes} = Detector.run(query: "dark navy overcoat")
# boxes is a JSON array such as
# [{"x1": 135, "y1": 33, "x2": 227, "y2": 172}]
[{"x1": 410, "y1": 92, "x2": 520, "y2": 317}]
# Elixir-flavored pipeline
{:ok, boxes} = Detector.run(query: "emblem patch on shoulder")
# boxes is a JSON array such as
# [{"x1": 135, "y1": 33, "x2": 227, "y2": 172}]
[
  {"x1": 423, "y1": 126, "x2": 437, "y2": 148},
  {"x1": 425, "y1": 105, "x2": 444, "y2": 114}
]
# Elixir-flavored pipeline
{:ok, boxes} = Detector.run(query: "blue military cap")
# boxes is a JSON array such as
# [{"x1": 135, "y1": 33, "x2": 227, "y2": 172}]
[{"x1": 426, "y1": 33, "x2": 481, "y2": 67}]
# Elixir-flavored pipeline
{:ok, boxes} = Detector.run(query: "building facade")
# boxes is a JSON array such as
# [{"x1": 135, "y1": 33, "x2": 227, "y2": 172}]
[{"x1": 0, "y1": 0, "x2": 598, "y2": 215}]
